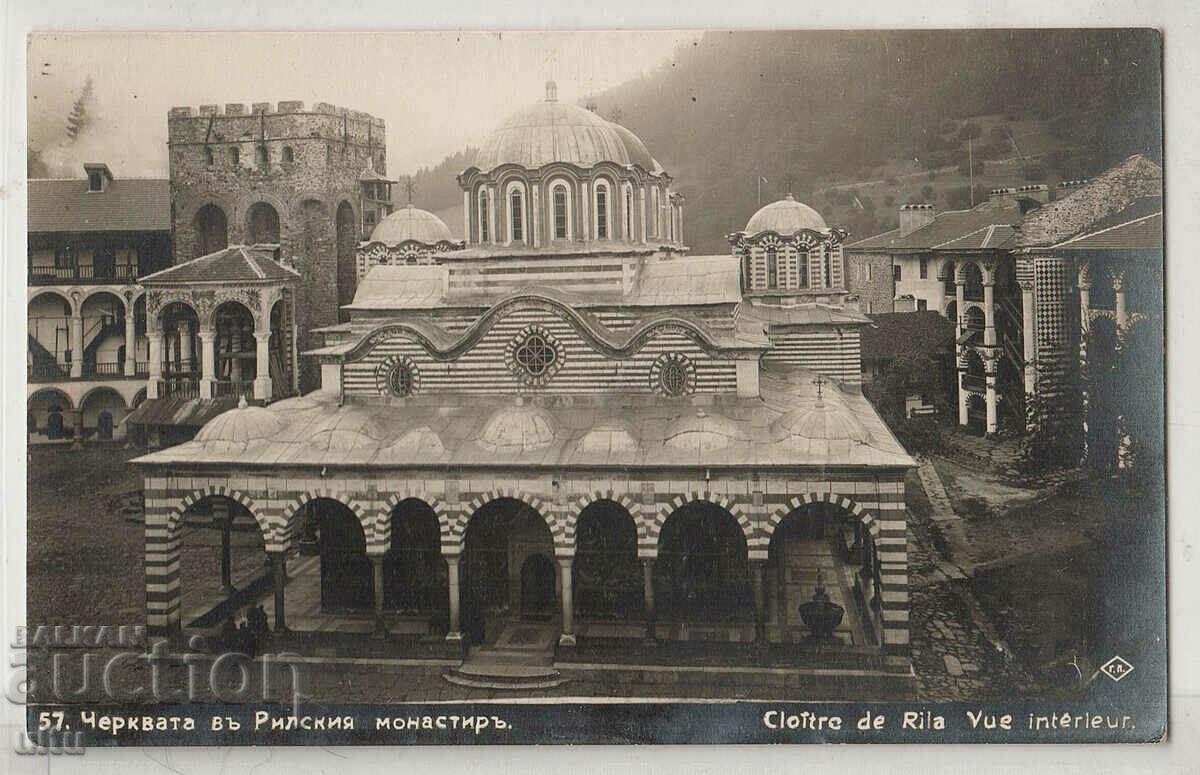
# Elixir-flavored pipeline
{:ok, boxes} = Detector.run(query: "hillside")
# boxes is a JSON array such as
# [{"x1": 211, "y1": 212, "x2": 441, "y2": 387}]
[{"x1": 406, "y1": 29, "x2": 1162, "y2": 253}]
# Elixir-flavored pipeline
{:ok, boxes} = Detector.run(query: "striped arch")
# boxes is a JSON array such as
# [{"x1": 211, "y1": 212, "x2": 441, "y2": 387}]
[
  {"x1": 651, "y1": 491, "x2": 752, "y2": 548},
  {"x1": 564, "y1": 491, "x2": 643, "y2": 551},
  {"x1": 764, "y1": 492, "x2": 879, "y2": 542},
  {"x1": 446, "y1": 488, "x2": 560, "y2": 552},
  {"x1": 165, "y1": 485, "x2": 279, "y2": 548},
  {"x1": 279, "y1": 489, "x2": 372, "y2": 552},
  {"x1": 379, "y1": 492, "x2": 453, "y2": 554}
]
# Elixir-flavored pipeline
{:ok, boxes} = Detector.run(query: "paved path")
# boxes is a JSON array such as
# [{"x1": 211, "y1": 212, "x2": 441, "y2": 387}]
[{"x1": 908, "y1": 460, "x2": 1025, "y2": 701}]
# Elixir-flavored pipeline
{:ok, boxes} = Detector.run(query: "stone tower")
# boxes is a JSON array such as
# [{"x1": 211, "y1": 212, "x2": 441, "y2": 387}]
[{"x1": 166, "y1": 101, "x2": 386, "y2": 391}]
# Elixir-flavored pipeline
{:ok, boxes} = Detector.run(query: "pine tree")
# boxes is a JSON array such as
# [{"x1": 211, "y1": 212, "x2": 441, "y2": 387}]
[{"x1": 65, "y1": 76, "x2": 94, "y2": 141}]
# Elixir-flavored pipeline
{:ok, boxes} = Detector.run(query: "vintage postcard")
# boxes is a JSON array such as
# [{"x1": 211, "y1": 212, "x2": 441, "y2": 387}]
[{"x1": 18, "y1": 28, "x2": 1165, "y2": 748}]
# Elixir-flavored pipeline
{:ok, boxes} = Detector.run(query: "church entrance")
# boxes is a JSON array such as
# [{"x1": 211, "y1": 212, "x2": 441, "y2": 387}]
[
  {"x1": 315, "y1": 499, "x2": 372, "y2": 613},
  {"x1": 460, "y1": 498, "x2": 556, "y2": 645},
  {"x1": 519, "y1": 555, "x2": 556, "y2": 620}
]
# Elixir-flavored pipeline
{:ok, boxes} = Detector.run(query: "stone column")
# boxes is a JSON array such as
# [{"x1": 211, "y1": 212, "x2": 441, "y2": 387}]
[
  {"x1": 217, "y1": 497, "x2": 234, "y2": 595},
  {"x1": 71, "y1": 410, "x2": 85, "y2": 449},
  {"x1": 461, "y1": 189, "x2": 470, "y2": 244},
  {"x1": 1020, "y1": 281, "x2": 1037, "y2": 398},
  {"x1": 983, "y1": 280, "x2": 998, "y2": 435},
  {"x1": 752, "y1": 560, "x2": 767, "y2": 644},
  {"x1": 270, "y1": 552, "x2": 288, "y2": 633},
  {"x1": 558, "y1": 557, "x2": 576, "y2": 646},
  {"x1": 955, "y1": 278, "x2": 967, "y2": 426},
  {"x1": 1113, "y1": 274, "x2": 1128, "y2": 330},
  {"x1": 253, "y1": 331, "x2": 272, "y2": 401},
  {"x1": 445, "y1": 555, "x2": 462, "y2": 642},
  {"x1": 69, "y1": 311, "x2": 83, "y2": 378},
  {"x1": 198, "y1": 330, "x2": 216, "y2": 399},
  {"x1": 639, "y1": 189, "x2": 648, "y2": 245},
  {"x1": 371, "y1": 555, "x2": 387, "y2": 639},
  {"x1": 985, "y1": 369, "x2": 998, "y2": 436},
  {"x1": 179, "y1": 320, "x2": 194, "y2": 372},
  {"x1": 957, "y1": 367, "x2": 969, "y2": 426},
  {"x1": 641, "y1": 558, "x2": 656, "y2": 643},
  {"x1": 123, "y1": 306, "x2": 137, "y2": 376},
  {"x1": 147, "y1": 332, "x2": 164, "y2": 399}
]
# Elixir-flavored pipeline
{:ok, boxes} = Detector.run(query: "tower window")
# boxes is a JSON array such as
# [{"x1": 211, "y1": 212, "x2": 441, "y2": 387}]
[
  {"x1": 893, "y1": 264, "x2": 902, "y2": 283},
  {"x1": 767, "y1": 248, "x2": 778, "y2": 289},
  {"x1": 479, "y1": 190, "x2": 489, "y2": 242},
  {"x1": 281, "y1": 146, "x2": 294, "y2": 163},
  {"x1": 625, "y1": 189, "x2": 633, "y2": 238},
  {"x1": 256, "y1": 145, "x2": 268, "y2": 167},
  {"x1": 596, "y1": 184, "x2": 609, "y2": 239},
  {"x1": 553, "y1": 186, "x2": 568, "y2": 239},
  {"x1": 229, "y1": 147, "x2": 240, "y2": 166},
  {"x1": 919, "y1": 256, "x2": 928, "y2": 279},
  {"x1": 797, "y1": 252, "x2": 809, "y2": 288},
  {"x1": 510, "y1": 190, "x2": 523, "y2": 242}
]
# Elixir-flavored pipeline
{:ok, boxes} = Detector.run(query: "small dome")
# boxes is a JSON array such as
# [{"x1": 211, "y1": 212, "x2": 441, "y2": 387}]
[
  {"x1": 194, "y1": 403, "x2": 287, "y2": 453},
  {"x1": 745, "y1": 193, "x2": 827, "y2": 234},
  {"x1": 664, "y1": 409, "x2": 742, "y2": 454},
  {"x1": 382, "y1": 426, "x2": 445, "y2": 458},
  {"x1": 573, "y1": 421, "x2": 640, "y2": 457},
  {"x1": 475, "y1": 92, "x2": 655, "y2": 172},
  {"x1": 369, "y1": 204, "x2": 454, "y2": 245},
  {"x1": 478, "y1": 404, "x2": 557, "y2": 454},
  {"x1": 773, "y1": 401, "x2": 873, "y2": 443}
]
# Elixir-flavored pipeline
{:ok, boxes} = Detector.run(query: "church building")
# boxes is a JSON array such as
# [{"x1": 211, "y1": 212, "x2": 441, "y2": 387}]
[{"x1": 133, "y1": 84, "x2": 916, "y2": 695}]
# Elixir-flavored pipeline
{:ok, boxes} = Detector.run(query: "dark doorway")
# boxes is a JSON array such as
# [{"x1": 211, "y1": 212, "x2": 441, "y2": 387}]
[
  {"x1": 316, "y1": 499, "x2": 372, "y2": 612},
  {"x1": 384, "y1": 499, "x2": 444, "y2": 616},
  {"x1": 519, "y1": 555, "x2": 556, "y2": 620},
  {"x1": 96, "y1": 410, "x2": 114, "y2": 440},
  {"x1": 655, "y1": 501, "x2": 753, "y2": 623},
  {"x1": 574, "y1": 500, "x2": 641, "y2": 619},
  {"x1": 195, "y1": 204, "x2": 229, "y2": 257},
  {"x1": 46, "y1": 407, "x2": 65, "y2": 439}
]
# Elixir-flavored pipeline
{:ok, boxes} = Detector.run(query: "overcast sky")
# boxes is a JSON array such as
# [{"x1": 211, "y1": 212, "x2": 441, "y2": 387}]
[{"x1": 27, "y1": 31, "x2": 699, "y2": 180}]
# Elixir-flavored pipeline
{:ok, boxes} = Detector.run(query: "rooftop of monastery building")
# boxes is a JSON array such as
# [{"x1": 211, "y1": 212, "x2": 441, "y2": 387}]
[
  {"x1": 138, "y1": 244, "x2": 300, "y2": 285},
  {"x1": 131, "y1": 359, "x2": 915, "y2": 470},
  {"x1": 28, "y1": 175, "x2": 170, "y2": 233}
]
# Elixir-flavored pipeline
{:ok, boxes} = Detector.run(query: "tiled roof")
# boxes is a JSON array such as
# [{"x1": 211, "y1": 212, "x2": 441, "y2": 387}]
[
  {"x1": 1015, "y1": 154, "x2": 1163, "y2": 248},
  {"x1": 737, "y1": 301, "x2": 872, "y2": 328},
  {"x1": 1053, "y1": 211, "x2": 1162, "y2": 252},
  {"x1": 139, "y1": 245, "x2": 300, "y2": 285},
  {"x1": 28, "y1": 177, "x2": 170, "y2": 233},
  {"x1": 131, "y1": 359, "x2": 916, "y2": 471},
  {"x1": 122, "y1": 396, "x2": 238, "y2": 428},
  {"x1": 861, "y1": 311, "x2": 957, "y2": 359},
  {"x1": 845, "y1": 199, "x2": 1024, "y2": 252},
  {"x1": 346, "y1": 255, "x2": 742, "y2": 311}
]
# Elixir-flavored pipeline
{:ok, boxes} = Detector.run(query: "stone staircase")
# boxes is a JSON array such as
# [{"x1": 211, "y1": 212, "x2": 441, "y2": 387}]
[{"x1": 442, "y1": 623, "x2": 567, "y2": 690}]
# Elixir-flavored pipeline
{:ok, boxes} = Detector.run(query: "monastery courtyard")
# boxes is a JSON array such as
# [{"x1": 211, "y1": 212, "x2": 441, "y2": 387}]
[{"x1": 27, "y1": 438, "x2": 1150, "y2": 703}]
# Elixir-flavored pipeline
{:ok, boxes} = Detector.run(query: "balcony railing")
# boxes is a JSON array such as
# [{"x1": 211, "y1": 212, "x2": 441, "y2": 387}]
[
  {"x1": 162, "y1": 378, "x2": 200, "y2": 399},
  {"x1": 29, "y1": 264, "x2": 140, "y2": 284},
  {"x1": 213, "y1": 379, "x2": 254, "y2": 400},
  {"x1": 162, "y1": 358, "x2": 199, "y2": 375},
  {"x1": 88, "y1": 361, "x2": 123, "y2": 377},
  {"x1": 135, "y1": 361, "x2": 150, "y2": 376},
  {"x1": 28, "y1": 362, "x2": 69, "y2": 382}
]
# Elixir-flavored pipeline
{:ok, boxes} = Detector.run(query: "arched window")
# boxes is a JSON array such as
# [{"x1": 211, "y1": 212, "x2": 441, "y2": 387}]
[
  {"x1": 204, "y1": 147, "x2": 214, "y2": 166},
  {"x1": 595, "y1": 183, "x2": 609, "y2": 240},
  {"x1": 229, "y1": 147, "x2": 240, "y2": 166},
  {"x1": 255, "y1": 145, "x2": 268, "y2": 167},
  {"x1": 478, "y1": 190, "x2": 489, "y2": 243},
  {"x1": 625, "y1": 188, "x2": 633, "y2": 239},
  {"x1": 552, "y1": 185, "x2": 568, "y2": 240},
  {"x1": 650, "y1": 187, "x2": 660, "y2": 237},
  {"x1": 824, "y1": 247, "x2": 833, "y2": 288},
  {"x1": 767, "y1": 248, "x2": 778, "y2": 289},
  {"x1": 281, "y1": 146, "x2": 294, "y2": 163},
  {"x1": 509, "y1": 189, "x2": 523, "y2": 243},
  {"x1": 797, "y1": 249, "x2": 809, "y2": 288}
]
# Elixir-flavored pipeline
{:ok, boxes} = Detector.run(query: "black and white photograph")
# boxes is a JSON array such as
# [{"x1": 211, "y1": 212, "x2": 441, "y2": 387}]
[{"x1": 11, "y1": 22, "x2": 1175, "y2": 756}]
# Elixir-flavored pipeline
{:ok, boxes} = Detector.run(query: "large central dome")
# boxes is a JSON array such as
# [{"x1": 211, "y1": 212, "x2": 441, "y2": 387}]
[{"x1": 474, "y1": 82, "x2": 656, "y2": 172}]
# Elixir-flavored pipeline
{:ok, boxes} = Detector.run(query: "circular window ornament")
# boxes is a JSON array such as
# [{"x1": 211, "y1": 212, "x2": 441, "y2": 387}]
[
  {"x1": 506, "y1": 325, "x2": 563, "y2": 386},
  {"x1": 375, "y1": 355, "x2": 420, "y2": 398},
  {"x1": 650, "y1": 352, "x2": 695, "y2": 397}
]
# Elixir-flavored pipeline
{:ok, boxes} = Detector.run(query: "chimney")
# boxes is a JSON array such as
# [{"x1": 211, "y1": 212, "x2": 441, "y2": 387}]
[{"x1": 899, "y1": 203, "x2": 935, "y2": 238}]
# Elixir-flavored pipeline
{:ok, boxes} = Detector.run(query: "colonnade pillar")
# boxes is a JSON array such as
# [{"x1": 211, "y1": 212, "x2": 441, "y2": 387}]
[
  {"x1": 1020, "y1": 280, "x2": 1037, "y2": 399},
  {"x1": 69, "y1": 311, "x2": 83, "y2": 378},
  {"x1": 253, "y1": 331, "x2": 272, "y2": 401},
  {"x1": 445, "y1": 555, "x2": 463, "y2": 642},
  {"x1": 270, "y1": 551, "x2": 288, "y2": 633},
  {"x1": 751, "y1": 560, "x2": 767, "y2": 644},
  {"x1": 1113, "y1": 274, "x2": 1129, "y2": 330},
  {"x1": 179, "y1": 320, "x2": 194, "y2": 372},
  {"x1": 558, "y1": 558, "x2": 575, "y2": 646},
  {"x1": 642, "y1": 558, "x2": 656, "y2": 642},
  {"x1": 983, "y1": 280, "x2": 998, "y2": 435},
  {"x1": 955, "y1": 279, "x2": 967, "y2": 426},
  {"x1": 198, "y1": 330, "x2": 216, "y2": 399},
  {"x1": 71, "y1": 410, "x2": 84, "y2": 449},
  {"x1": 371, "y1": 555, "x2": 387, "y2": 639},
  {"x1": 123, "y1": 306, "x2": 137, "y2": 376}
]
